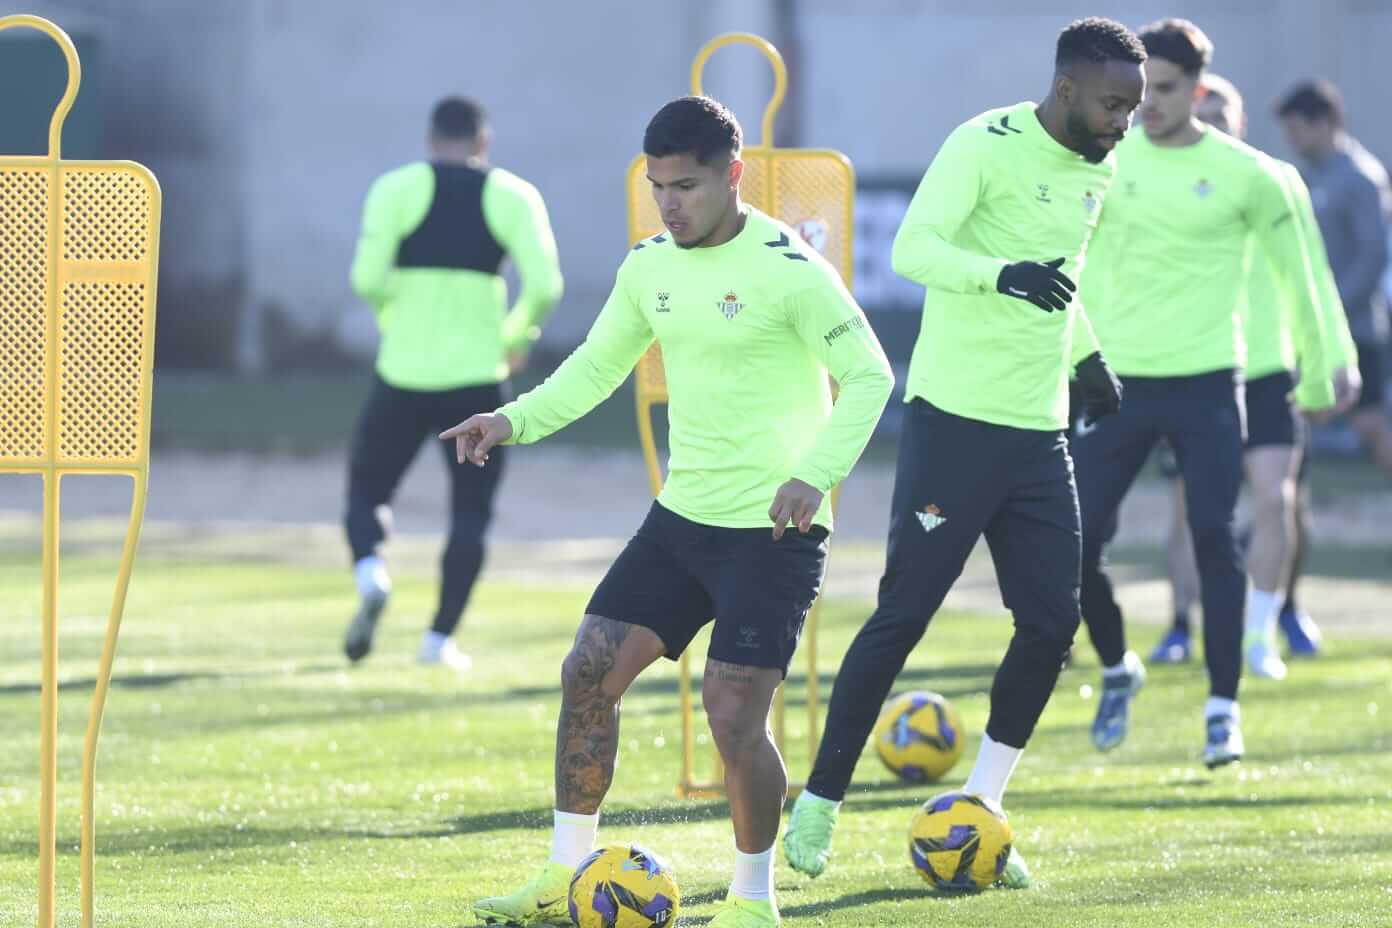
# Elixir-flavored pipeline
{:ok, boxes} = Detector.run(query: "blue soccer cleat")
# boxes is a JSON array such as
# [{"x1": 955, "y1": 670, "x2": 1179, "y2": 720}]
[
  {"x1": 1278, "y1": 605, "x2": 1322, "y2": 657},
  {"x1": 1148, "y1": 626, "x2": 1193, "y2": 664}
]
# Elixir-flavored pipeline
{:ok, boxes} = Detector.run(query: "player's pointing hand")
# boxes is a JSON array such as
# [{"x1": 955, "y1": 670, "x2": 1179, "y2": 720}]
[
  {"x1": 769, "y1": 478, "x2": 824, "y2": 541},
  {"x1": 439, "y1": 412, "x2": 514, "y2": 467}
]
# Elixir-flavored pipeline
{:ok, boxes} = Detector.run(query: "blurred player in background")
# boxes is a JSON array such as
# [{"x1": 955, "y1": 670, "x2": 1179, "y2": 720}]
[
  {"x1": 1277, "y1": 78, "x2": 1392, "y2": 648},
  {"x1": 783, "y1": 17, "x2": 1142, "y2": 884},
  {"x1": 1075, "y1": 20, "x2": 1340, "y2": 769},
  {"x1": 449, "y1": 96, "x2": 892, "y2": 928},
  {"x1": 1149, "y1": 73, "x2": 1359, "y2": 672},
  {"x1": 344, "y1": 97, "x2": 563, "y2": 670}
]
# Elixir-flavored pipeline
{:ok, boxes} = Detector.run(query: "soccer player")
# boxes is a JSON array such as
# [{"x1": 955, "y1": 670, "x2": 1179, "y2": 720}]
[
  {"x1": 1277, "y1": 78, "x2": 1392, "y2": 648},
  {"x1": 1074, "y1": 20, "x2": 1340, "y2": 768},
  {"x1": 448, "y1": 97, "x2": 893, "y2": 928},
  {"x1": 343, "y1": 97, "x2": 564, "y2": 670},
  {"x1": 781, "y1": 17, "x2": 1143, "y2": 882},
  {"x1": 1147, "y1": 73, "x2": 1360, "y2": 673}
]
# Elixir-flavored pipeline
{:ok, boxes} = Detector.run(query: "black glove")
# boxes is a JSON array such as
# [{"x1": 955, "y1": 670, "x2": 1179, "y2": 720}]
[
  {"x1": 1074, "y1": 351, "x2": 1122, "y2": 425},
  {"x1": 996, "y1": 257, "x2": 1076, "y2": 312}
]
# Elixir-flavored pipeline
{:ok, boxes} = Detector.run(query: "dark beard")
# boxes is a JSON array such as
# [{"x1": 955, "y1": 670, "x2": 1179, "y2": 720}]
[{"x1": 1066, "y1": 110, "x2": 1114, "y2": 164}]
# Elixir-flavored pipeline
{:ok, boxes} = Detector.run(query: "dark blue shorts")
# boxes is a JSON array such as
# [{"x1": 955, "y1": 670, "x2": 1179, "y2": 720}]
[
  {"x1": 586, "y1": 502, "x2": 829, "y2": 676},
  {"x1": 1356, "y1": 339, "x2": 1386, "y2": 411},
  {"x1": 1245, "y1": 370, "x2": 1303, "y2": 449}
]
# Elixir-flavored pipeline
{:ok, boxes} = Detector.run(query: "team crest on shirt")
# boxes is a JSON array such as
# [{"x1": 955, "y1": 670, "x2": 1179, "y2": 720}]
[
  {"x1": 718, "y1": 290, "x2": 744, "y2": 320},
  {"x1": 656, "y1": 290, "x2": 671, "y2": 313},
  {"x1": 917, "y1": 504, "x2": 946, "y2": 533},
  {"x1": 1194, "y1": 178, "x2": 1214, "y2": 199},
  {"x1": 1082, "y1": 190, "x2": 1099, "y2": 212}
]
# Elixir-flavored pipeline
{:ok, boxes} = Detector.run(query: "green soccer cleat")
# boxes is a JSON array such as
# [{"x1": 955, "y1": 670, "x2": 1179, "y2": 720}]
[
  {"x1": 473, "y1": 861, "x2": 573, "y2": 926},
  {"x1": 782, "y1": 791, "x2": 839, "y2": 878},
  {"x1": 1000, "y1": 845, "x2": 1032, "y2": 889},
  {"x1": 708, "y1": 895, "x2": 780, "y2": 927}
]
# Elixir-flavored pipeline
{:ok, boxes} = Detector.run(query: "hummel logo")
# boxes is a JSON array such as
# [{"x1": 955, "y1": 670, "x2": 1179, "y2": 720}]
[
  {"x1": 917, "y1": 504, "x2": 946, "y2": 533},
  {"x1": 656, "y1": 291, "x2": 670, "y2": 313},
  {"x1": 1037, "y1": 184, "x2": 1052, "y2": 203}
]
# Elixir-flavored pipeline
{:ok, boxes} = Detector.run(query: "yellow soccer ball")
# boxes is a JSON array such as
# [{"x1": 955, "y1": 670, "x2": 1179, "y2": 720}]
[
  {"x1": 872, "y1": 690, "x2": 966, "y2": 782},
  {"x1": 568, "y1": 844, "x2": 681, "y2": 928},
  {"x1": 908, "y1": 791, "x2": 1013, "y2": 891}
]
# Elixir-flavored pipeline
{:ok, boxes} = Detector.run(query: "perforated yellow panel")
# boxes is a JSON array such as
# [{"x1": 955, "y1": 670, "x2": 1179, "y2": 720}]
[
  {"x1": 58, "y1": 279, "x2": 150, "y2": 463},
  {"x1": 0, "y1": 160, "x2": 160, "y2": 471},
  {"x1": 62, "y1": 168, "x2": 154, "y2": 263},
  {"x1": 0, "y1": 167, "x2": 50, "y2": 462},
  {"x1": 626, "y1": 147, "x2": 854, "y2": 403}
]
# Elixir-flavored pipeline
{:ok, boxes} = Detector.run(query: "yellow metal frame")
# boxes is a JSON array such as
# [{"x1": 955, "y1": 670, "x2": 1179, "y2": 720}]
[
  {"x1": 626, "y1": 32, "x2": 853, "y2": 798},
  {"x1": 0, "y1": 15, "x2": 162, "y2": 928}
]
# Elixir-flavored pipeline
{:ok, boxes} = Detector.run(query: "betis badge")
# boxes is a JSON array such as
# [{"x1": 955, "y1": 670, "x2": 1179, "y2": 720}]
[{"x1": 719, "y1": 290, "x2": 744, "y2": 320}]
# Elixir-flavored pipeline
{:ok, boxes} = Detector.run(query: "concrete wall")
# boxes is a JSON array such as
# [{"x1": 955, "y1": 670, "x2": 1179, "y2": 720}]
[{"x1": 11, "y1": 1, "x2": 1392, "y2": 368}]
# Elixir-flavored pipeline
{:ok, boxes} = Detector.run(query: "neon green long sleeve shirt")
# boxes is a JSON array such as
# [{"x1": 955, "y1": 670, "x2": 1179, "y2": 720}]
[
  {"x1": 498, "y1": 208, "x2": 894, "y2": 531},
  {"x1": 1081, "y1": 129, "x2": 1334, "y2": 409},
  {"x1": 893, "y1": 102, "x2": 1112, "y2": 431},
  {"x1": 1244, "y1": 161, "x2": 1359, "y2": 384},
  {"x1": 350, "y1": 161, "x2": 563, "y2": 390}
]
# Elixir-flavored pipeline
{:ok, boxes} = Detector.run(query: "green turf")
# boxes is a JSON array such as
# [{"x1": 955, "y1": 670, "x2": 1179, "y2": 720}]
[{"x1": 1, "y1": 541, "x2": 1389, "y2": 926}]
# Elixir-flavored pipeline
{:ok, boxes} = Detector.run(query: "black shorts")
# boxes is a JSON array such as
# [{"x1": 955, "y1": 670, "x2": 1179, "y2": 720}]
[
  {"x1": 1356, "y1": 339, "x2": 1386, "y2": 411},
  {"x1": 1245, "y1": 370, "x2": 1303, "y2": 449},
  {"x1": 586, "y1": 502, "x2": 829, "y2": 676}
]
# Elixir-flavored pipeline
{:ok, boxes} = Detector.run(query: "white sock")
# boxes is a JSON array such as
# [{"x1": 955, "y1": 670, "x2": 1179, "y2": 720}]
[
  {"x1": 962, "y1": 733, "x2": 1023, "y2": 804},
  {"x1": 421, "y1": 630, "x2": 449, "y2": 654},
  {"x1": 1204, "y1": 697, "x2": 1239, "y2": 722},
  {"x1": 1244, "y1": 588, "x2": 1282, "y2": 639},
  {"x1": 354, "y1": 556, "x2": 391, "y2": 598},
  {"x1": 1103, "y1": 650, "x2": 1141, "y2": 679},
  {"x1": 796, "y1": 789, "x2": 841, "y2": 811},
  {"x1": 729, "y1": 844, "x2": 774, "y2": 902},
  {"x1": 550, "y1": 809, "x2": 599, "y2": 868}
]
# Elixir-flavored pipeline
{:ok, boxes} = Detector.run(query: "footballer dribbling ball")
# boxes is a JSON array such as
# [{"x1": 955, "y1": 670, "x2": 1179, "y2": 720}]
[
  {"x1": 909, "y1": 791, "x2": 1013, "y2": 891},
  {"x1": 872, "y1": 690, "x2": 965, "y2": 782},
  {"x1": 568, "y1": 844, "x2": 680, "y2": 928}
]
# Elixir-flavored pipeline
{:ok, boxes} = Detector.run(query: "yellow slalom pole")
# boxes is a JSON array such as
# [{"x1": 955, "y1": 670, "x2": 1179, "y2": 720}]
[
  {"x1": 81, "y1": 470, "x2": 147, "y2": 926},
  {"x1": 39, "y1": 473, "x2": 60, "y2": 928},
  {"x1": 689, "y1": 32, "x2": 787, "y2": 148},
  {"x1": 1, "y1": 16, "x2": 160, "y2": 925}
]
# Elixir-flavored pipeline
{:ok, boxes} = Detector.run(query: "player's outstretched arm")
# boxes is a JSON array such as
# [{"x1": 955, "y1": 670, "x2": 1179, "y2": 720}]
[
  {"x1": 1249, "y1": 157, "x2": 1335, "y2": 412},
  {"x1": 891, "y1": 127, "x2": 1010, "y2": 295},
  {"x1": 446, "y1": 269, "x2": 654, "y2": 451},
  {"x1": 440, "y1": 412, "x2": 514, "y2": 467},
  {"x1": 1284, "y1": 163, "x2": 1362, "y2": 414}
]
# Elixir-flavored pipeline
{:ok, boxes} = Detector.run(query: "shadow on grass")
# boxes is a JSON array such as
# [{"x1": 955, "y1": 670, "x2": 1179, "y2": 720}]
[
  {"x1": 0, "y1": 662, "x2": 345, "y2": 696},
  {"x1": 780, "y1": 886, "x2": 944, "y2": 918}
]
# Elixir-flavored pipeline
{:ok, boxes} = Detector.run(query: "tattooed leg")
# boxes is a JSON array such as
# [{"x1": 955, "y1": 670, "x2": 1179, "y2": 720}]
[
  {"x1": 702, "y1": 658, "x2": 786, "y2": 852},
  {"x1": 555, "y1": 614, "x2": 665, "y2": 813}
]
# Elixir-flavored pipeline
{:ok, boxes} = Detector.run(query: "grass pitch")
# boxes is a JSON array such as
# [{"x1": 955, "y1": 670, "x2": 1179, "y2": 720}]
[{"x1": 0, "y1": 528, "x2": 1389, "y2": 927}]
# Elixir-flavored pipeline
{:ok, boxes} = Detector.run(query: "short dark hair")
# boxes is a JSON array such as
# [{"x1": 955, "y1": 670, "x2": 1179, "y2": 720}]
[
  {"x1": 643, "y1": 96, "x2": 743, "y2": 165},
  {"x1": 1276, "y1": 79, "x2": 1344, "y2": 126},
  {"x1": 1139, "y1": 18, "x2": 1213, "y2": 77},
  {"x1": 431, "y1": 97, "x2": 485, "y2": 140},
  {"x1": 1055, "y1": 17, "x2": 1147, "y2": 70}
]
